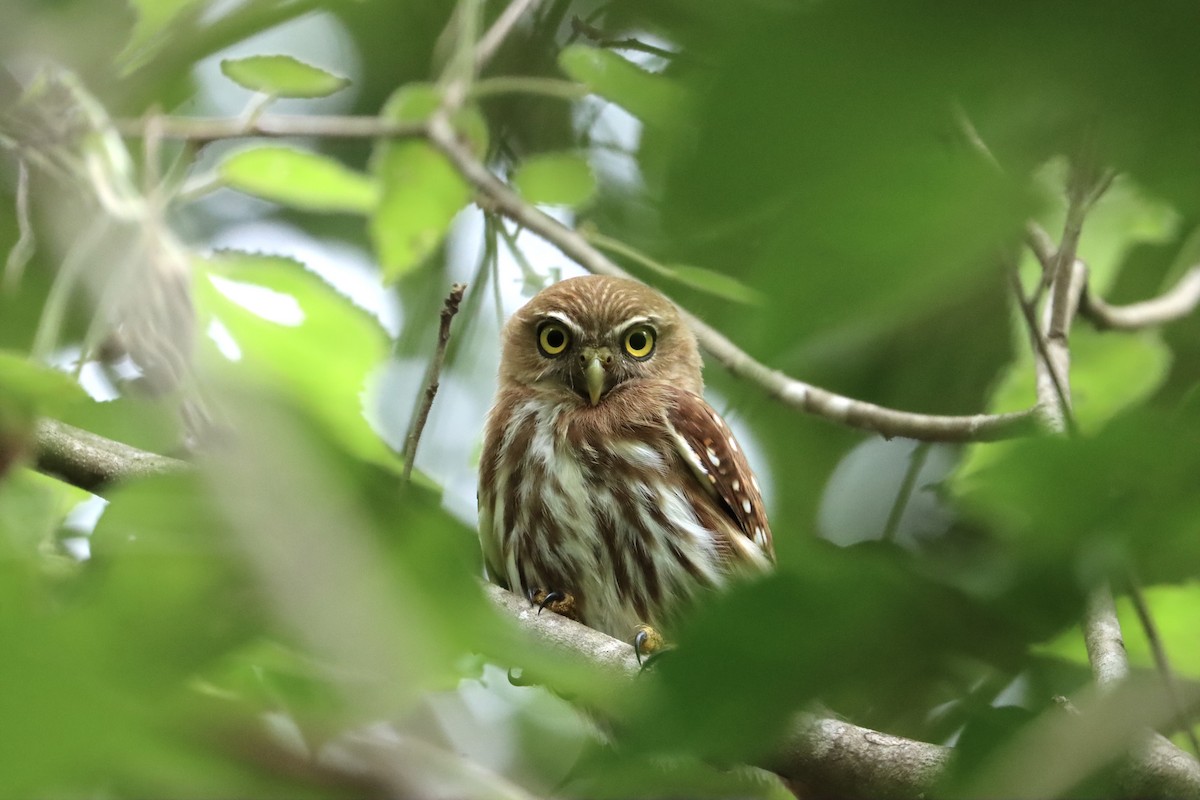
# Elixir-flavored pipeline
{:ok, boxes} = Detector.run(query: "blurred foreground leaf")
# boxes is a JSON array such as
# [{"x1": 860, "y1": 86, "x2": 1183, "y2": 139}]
[{"x1": 195, "y1": 252, "x2": 397, "y2": 469}]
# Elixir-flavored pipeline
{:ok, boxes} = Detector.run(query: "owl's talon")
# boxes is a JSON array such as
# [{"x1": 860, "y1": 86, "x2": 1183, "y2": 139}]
[
  {"x1": 531, "y1": 588, "x2": 579, "y2": 620},
  {"x1": 537, "y1": 590, "x2": 564, "y2": 615},
  {"x1": 633, "y1": 623, "x2": 665, "y2": 667}
]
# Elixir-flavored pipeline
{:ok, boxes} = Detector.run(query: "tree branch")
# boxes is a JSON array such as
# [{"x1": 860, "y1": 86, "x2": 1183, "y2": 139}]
[
  {"x1": 1079, "y1": 265, "x2": 1200, "y2": 331},
  {"x1": 114, "y1": 115, "x2": 427, "y2": 142},
  {"x1": 425, "y1": 114, "x2": 1038, "y2": 442},
  {"x1": 33, "y1": 418, "x2": 186, "y2": 492}
]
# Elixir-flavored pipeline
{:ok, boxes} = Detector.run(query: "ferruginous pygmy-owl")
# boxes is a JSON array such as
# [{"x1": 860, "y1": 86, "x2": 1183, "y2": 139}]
[{"x1": 478, "y1": 275, "x2": 773, "y2": 648}]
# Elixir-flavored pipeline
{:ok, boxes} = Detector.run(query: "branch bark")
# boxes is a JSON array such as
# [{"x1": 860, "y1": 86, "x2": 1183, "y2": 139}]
[
  {"x1": 33, "y1": 418, "x2": 186, "y2": 492},
  {"x1": 1079, "y1": 265, "x2": 1200, "y2": 331}
]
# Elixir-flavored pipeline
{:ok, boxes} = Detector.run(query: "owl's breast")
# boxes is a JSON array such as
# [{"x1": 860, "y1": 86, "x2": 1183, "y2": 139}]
[{"x1": 480, "y1": 396, "x2": 728, "y2": 638}]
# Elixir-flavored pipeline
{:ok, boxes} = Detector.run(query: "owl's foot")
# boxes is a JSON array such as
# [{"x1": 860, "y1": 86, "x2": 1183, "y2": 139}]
[
  {"x1": 633, "y1": 624, "x2": 665, "y2": 667},
  {"x1": 530, "y1": 588, "x2": 579, "y2": 621}
]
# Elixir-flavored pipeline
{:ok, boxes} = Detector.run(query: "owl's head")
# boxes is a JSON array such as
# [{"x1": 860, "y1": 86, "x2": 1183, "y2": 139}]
[{"x1": 500, "y1": 275, "x2": 703, "y2": 404}]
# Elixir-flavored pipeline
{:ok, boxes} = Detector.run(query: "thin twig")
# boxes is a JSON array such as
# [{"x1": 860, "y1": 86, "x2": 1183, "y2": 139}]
[
  {"x1": 426, "y1": 113, "x2": 1038, "y2": 442},
  {"x1": 569, "y1": 17, "x2": 678, "y2": 59},
  {"x1": 880, "y1": 442, "x2": 932, "y2": 542},
  {"x1": 475, "y1": 0, "x2": 544, "y2": 70},
  {"x1": 402, "y1": 283, "x2": 467, "y2": 482},
  {"x1": 1079, "y1": 265, "x2": 1200, "y2": 331},
  {"x1": 1127, "y1": 572, "x2": 1200, "y2": 757},
  {"x1": 113, "y1": 114, "x2": 428, "y2": 142}
]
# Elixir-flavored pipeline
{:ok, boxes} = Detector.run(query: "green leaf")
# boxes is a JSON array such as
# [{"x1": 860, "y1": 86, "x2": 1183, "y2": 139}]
[
  {"x1": 220, "y1": 55, "x2": 349, "y2": 99},
  {"x1": 194, "y1": 252, "x2": 398, "y2": 469},
  {"x1": 370, "y1": 141, "x2": 469, "y2": 280},
  {"x1": 665, "y1": 264, "x2": 762, "y2": 305},
  {"x1": 368, "y1": 85, "x2": 487, "y2": 281},
  {"x1": 960, "y1": 412, "x2": 1200, "y2": 591},
  {"x1": 219, "y1": 146, "x2": 378, "y2": 214},
  {"x1": 557, "y1": 45, "x2": 688, "y2": 128},
  {"x1": 512, "y1": 152, "x2": 596, "y2": 208}
]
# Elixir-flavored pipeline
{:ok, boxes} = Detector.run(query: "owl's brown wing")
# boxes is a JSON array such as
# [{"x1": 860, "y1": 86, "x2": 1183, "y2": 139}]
[{"x1": 665, "y1": 388, "x2": 774, "y2": 562}]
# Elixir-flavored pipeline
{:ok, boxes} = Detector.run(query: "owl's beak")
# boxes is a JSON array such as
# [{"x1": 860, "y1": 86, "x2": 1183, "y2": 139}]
[{"x1": 581, "y1": 347, "x2": 611, "y2": 405}]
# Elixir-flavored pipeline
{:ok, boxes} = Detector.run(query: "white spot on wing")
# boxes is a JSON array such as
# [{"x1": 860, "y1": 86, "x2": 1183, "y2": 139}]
[
  {"x1": 742, "y1": 498, "x2": 752, "y2": 514},
  {"x1": 706, "y1": 447, "x2": 721, "y2": 467},
  {"x1": 727, "y1": 436, "x2": 739, "y2": 453},
  {"x1": 731, "y1": 479, "x2": 741, "y2": 492}
]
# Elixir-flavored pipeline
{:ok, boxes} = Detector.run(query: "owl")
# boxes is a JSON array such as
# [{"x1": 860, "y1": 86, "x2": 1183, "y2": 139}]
[{"x1": 477, "y1": 275, "x2": 773, "y2": 652}]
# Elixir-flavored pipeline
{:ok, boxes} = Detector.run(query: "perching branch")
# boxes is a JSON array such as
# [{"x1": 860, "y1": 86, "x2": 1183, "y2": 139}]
[
  {"x1": 487, "y1": 582, "x2": 952, "y2": 797},
  {"x1": 402, "y1": 283, "x2": 467, "y2": 483},
  {"x1": 33, "y1": 418, "x2": 186, "y2": 492},
  {"x1": 425, "y1": 113, "x2": 1039, "y2": 443}
]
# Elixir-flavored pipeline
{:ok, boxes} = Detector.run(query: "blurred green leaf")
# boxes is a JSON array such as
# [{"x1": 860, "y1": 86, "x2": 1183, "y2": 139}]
[
  {"x1": 90, "y1": 472, "x2": 261, "y2": 686},
  {"x1": 512, "y1": 152, "x2": 596, "y2": 208},
  {"x1": 0, "y1": 349, "x2": 87, "y2": 424},
  {"x1": 960, "y1": 411, "x2": 1200, "y2": 591},
  {"x1": 118, "y1": 0, "x2": 202, "y2": 71},
  {"x1": 0, "y1": 468, "x2": 90, "y2": 565},
  {"x1": 565, "y1": 744, "x2": 791, "y2": 799},
  {"x1": 624, "y1": 548, "x2": 1017, "y2": 761},
  {"x1": 558, "y1": 45, "x2": 688, "y2": 129},
  {"x1": 195, "y1": 252, "x2": 398, "y2": 469},
  {"x1": 219, "y1": 146, "x2": 378, "y2": 213},
  {"x1": 219, "y1": 55, "x2": 349, "y2": 98}
]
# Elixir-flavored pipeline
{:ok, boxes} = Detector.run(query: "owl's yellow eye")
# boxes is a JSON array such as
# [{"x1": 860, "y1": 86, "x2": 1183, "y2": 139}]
[
  {"x1": 537, "y1": 321, "x2": 570, "y2": 357},
  {"x1": 623, "y1": 325, "x2": 655, "y2": 360}
]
